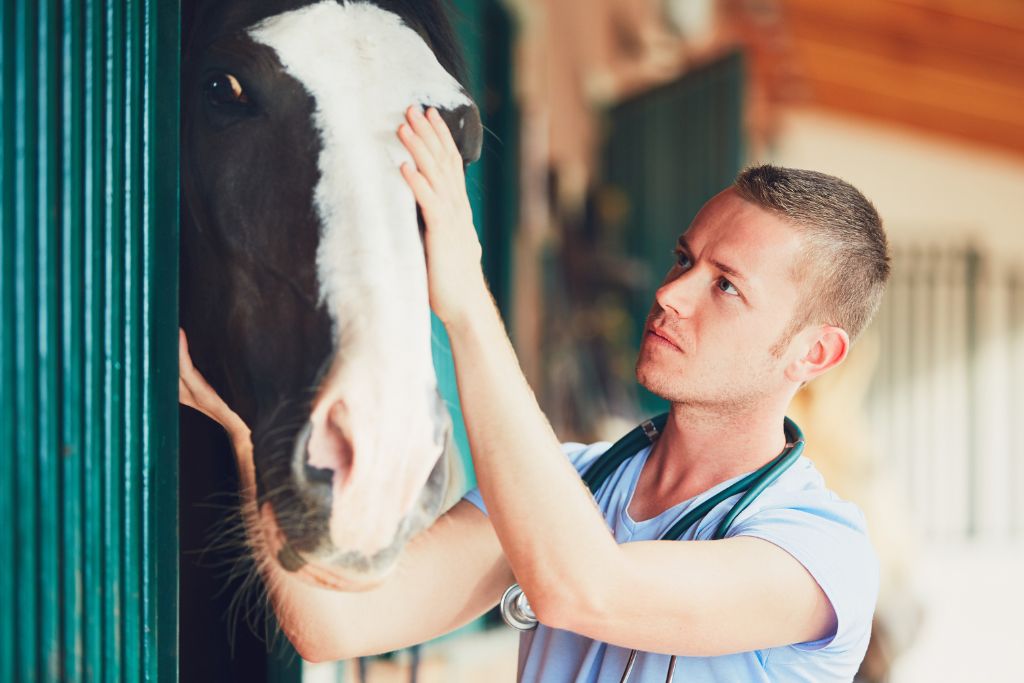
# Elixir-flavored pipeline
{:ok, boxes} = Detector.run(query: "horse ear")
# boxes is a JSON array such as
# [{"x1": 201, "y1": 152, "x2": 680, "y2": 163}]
[{"x1": 434, "y1": 101, "x2": 483, "y2": 165}]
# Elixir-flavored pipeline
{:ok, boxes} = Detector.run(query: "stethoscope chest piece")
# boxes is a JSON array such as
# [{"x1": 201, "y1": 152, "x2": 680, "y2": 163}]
[{"x1": 500, "y1": 583, "x2": 538, "y2": 631}]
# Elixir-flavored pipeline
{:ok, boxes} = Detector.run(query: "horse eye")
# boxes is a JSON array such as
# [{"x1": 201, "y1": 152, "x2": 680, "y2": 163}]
[{"x1": 204, "y1": 72, "x2": 250, "y2": 107}]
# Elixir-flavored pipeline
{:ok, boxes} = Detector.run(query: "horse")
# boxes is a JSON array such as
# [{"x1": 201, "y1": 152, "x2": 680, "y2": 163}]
[{"x1": 180, "y1": 0, "x2": 483, "y2": 626}]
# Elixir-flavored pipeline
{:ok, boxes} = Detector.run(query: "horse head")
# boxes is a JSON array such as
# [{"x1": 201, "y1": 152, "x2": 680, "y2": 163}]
[{"x1": 181, "y1": 0, "x2": 483, "y2": 589}]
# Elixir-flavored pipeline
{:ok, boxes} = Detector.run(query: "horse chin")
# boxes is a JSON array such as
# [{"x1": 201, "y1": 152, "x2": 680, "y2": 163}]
[
  {"x1": 292, "y1": 556, "x2": 396, "y2": 593},
  {"x1": 257, "y1": 447, "x2": 450, "y2": 591},
  {"x1": 258, "y1": 500, "x2": 390, "y2": 590}
]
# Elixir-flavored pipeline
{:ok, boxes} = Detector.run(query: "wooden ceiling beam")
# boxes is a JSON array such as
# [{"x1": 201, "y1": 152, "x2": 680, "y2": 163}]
[
  {"x1": 782, "y1": 1, "x2": 1024, "y2": 86},
  {"x1": 893, "y1": 0, "x2": 1024, "y2": 31},
  {"x1": 782, "y1": 13, "x2": 1024, "y2": 92},
  {"x1": 804, "y1": 77, "x2": 1024, "y2": 155},
  {"x1": 790, "y1": 39, "x2": 1024, "y2": 127}
]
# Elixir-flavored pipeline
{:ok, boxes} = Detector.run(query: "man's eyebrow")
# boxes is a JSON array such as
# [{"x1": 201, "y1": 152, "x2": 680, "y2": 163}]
[{"x1": 677, "y1": 236, "x2": 748, "y2": 282}]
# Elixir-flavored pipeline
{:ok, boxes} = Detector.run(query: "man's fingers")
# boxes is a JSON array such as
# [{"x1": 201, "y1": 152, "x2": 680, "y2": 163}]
[
  {"x1": 399, "y1": 123, "x2": 445, "y2": 187},
  {"x1": 180, "y1": 377, "x2": 219, "y2": 423},
  {"x1": 178, "y1": 328, "x2": 242, "y2": 429},
  {"x1": 400, "y1": 162, "x2": 444, "y2": 224},
  {"x1": 179, "y1": 328, "x2": 192, "y2": 370},
  {"x1": 405, "y1": 105, "x2": 444, "y2": 159},
  {"x1": 179, "y1": 377, "x2": 195, "y2": 409},
  {"x1": 425, "y1": 107, "x2": 462, "y2": 169}
]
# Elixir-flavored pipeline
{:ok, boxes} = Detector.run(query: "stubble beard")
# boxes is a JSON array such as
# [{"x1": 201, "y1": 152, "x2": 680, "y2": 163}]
[{"x1": 635, "y1": 344, "x2": 781, "y2": 414}]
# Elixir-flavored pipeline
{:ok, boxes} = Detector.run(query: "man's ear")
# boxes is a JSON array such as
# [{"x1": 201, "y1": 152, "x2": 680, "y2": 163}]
[{"x1": 785, "y1": 325, "x2": 850, "y2": 385}]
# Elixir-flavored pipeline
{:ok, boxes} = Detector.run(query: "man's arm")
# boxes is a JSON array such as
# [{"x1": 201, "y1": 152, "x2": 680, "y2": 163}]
[
  {"x1": 443, "y1": 295, "x2": 835, "y2": 657},
  {"x1": 555, "y1": 536, "x2": 835, "y2": 656},
  {"x1": 179, "y1": 330, "x2": 515, "y2": 663},
  {"x1": 257, "y1": 496, "x2": 514, "y2": 662},
  {"x1": 399, "y1": 108, "x2": 836, "y2": 657}
]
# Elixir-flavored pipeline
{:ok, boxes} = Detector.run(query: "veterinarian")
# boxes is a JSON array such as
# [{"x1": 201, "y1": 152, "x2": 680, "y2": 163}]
[{"x1": 179, "y1": 105, "x2": 886, "y2": 681}]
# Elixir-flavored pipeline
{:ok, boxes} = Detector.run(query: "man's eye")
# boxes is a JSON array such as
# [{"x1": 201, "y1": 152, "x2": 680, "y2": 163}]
[
  {"x1": 674, "y1": 249, "x2": 692, "y2": 269},
  {"x1": 718, "y1": 278, "x2": 739, "y2": 296}
]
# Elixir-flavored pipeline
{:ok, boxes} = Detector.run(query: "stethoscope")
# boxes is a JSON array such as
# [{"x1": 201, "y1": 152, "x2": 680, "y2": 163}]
[{"x1": 500, "y1": 413, "x2": 806, "y2": 683}]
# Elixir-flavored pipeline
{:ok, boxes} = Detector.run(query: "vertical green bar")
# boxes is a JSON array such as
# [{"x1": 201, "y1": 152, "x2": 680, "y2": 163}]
[
  {"x1": 14, "y1": 0, "x2": 40, "y2": 679},
  {"x1": 429, "y1": 0, "x2": 487, "y2": 491},
  {"x1": 601, "y1": 53, "x2": 745, "y2": 415},
  {"x1": 123, "y1": 0, "x2": 143, "y2": 678},
  {"x1": 83, "y1": 0, "x2": 107, "y2": 678},
  {"x1": 84, "y1": 0, "x2": 107, "y2": 678},
  {"x1": 61, "y1": 0, "x2": 86, "y2": 679},
  {"x1": 142, "y1": 0, "x2": 180, "y2": 680},
  {"x1": 103, "y1": 0, "x2": 126, "y2": 679},
  {"x1": 37, "y1": 0, "x2": 62, "y2": 678},
  {"x1": 0, "y1": 1, "x2": 16, "y2": 680},
  {"x1": 479, "y1": 1, "x2": 518, "y2": 319}
]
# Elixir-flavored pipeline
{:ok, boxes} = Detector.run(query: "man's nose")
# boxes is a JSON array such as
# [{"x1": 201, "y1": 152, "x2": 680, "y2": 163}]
[{"x1": 654, "y1": 269, "x2": 702, "y2": 318}]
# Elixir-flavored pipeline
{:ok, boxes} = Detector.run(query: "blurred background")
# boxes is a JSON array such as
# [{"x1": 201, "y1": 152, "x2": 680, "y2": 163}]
[{"x1": 308, "y1": 0, "x2": 1024, "y2": 681}]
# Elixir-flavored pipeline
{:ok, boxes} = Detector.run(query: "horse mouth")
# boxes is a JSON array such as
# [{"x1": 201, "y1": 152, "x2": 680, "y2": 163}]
[{"x1": 257, "y1": 443, "x2": 450, "y2": 590}]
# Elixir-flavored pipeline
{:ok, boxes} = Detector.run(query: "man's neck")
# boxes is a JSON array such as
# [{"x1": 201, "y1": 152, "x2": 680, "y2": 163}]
[{"x1": 643, "y1": 399, "x2": 792, "y2": 504}]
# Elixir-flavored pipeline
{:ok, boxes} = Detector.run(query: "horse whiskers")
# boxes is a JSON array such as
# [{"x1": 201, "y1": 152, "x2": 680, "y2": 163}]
[
  {"x1": 189, "y1": 513, "x2": 249, "y2": 568},
  {"x1": 226, "y1": 560, "x2": 265, "y2": 656},
  {"x1": 218, "y1": 504, "x2": 300, "y2": 658},
  {"x1": 254, "y1": 415, "x2": 308, "y2": 448}
]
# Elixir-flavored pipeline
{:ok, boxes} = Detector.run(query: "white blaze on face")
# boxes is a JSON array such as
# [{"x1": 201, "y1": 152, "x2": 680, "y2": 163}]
[{"x1": 248, "y1": 1, "x2": 470, "y2": 556}]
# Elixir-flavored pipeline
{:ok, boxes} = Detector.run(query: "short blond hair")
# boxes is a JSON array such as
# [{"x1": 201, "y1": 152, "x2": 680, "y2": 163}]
[{"x1": 734, "y1": 164, "x2": 890, "y2": 349}]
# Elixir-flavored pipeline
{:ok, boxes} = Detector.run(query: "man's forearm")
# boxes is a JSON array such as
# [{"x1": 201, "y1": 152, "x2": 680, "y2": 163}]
[
  {"x1": 228, "y1": 439, "x2": 365, "y2": 662},
  {"x1": 444, "y1": 279, "x2": 621, "y2": 622}
]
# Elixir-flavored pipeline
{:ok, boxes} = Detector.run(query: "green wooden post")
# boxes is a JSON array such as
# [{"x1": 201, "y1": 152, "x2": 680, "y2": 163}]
[
  {"x1": 603, "y1": 52, "x2": 746, "y2": 415},
  {"x1": 0, "y1": 1, "x2": 180, "y2": 680},
  {"x1": 433, "y1": 0, "x2": 519, "y2": 493}
]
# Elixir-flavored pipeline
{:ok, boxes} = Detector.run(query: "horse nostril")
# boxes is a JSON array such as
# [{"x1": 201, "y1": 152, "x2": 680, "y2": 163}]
[{"x1": 305, "y1": 398, "x2": 356, "y2": 492}]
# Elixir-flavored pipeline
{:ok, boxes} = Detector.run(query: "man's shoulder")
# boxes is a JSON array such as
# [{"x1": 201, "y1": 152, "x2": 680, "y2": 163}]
[{"x1": 755, "y1": 456, "x2": 872, "y2": 532}]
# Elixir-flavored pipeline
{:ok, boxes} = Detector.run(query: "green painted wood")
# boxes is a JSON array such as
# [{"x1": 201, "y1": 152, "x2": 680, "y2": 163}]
[
  {"x1": 38, "y1": 0, "x2": 62, "y2": 679},
  {"x1": 60, "y1": 1, "x2": 86, "y2": 679},
  {"x1": 143, "y1": 2, "x2": 181, "y2": 680},
  {"x1": 1, "y1": 1, "x2": 179, "y2": 680},
  {"x1": 432, "y1": 0, "x2": 519, "y2": 493},
  {"x1": 0, "y1": 3, "x2": 16, "y2": 681},
  {"x1": 102, "y1": 1, "x2": 127, "y2": 679},
  {"x1": 602, "y1": 52, "x2": 746, "y2": 415},
  {"x1": 123, "y1": 1, "x2": 144, "y2": 680},
  {"x1": 14, "y1": 5, "x2": 41, "y2": 683},
  {"x1": 83, "y1": 0, "x2": 106, "y2": 677},
  {"x1": 480, "y1": 1, "x2": 518, "y2": 322},
  {"x1": 83, "y1": 1, "x2": 105, "y2": 679}
]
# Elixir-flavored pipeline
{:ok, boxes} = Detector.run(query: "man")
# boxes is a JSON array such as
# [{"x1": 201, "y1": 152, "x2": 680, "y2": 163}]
[{"x1": 180, "y1": 105, "x2": 887, "y2": 681}]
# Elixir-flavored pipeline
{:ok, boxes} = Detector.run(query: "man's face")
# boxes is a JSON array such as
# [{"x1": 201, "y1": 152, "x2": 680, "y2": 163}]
[{"x1": 636, "y1": 188, "x2": 808, "y2": 409}]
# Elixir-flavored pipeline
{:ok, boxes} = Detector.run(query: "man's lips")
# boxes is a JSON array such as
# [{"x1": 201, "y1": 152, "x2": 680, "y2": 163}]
[{"x1": 647, "y1": 325, "x2": 683, "y2": 352}]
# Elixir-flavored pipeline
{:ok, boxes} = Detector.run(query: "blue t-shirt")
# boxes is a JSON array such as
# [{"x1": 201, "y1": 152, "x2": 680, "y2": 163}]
[{"x1": 461, "y1": 440, "x2": 879, "y2": 683}]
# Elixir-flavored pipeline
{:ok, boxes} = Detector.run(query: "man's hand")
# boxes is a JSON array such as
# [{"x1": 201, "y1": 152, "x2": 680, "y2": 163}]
[
  {"x1": 397, "y1": 105, "x2": 489, "y2": 327},
  {"x1": 178, "y1": 328, "x2": 252, "y2": 453}
]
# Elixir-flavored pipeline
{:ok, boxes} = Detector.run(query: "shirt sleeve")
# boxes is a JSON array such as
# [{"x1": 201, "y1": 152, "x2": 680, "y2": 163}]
[
  {"x1": 727, "y1": 493, "x2": 881, "y2": 654},
  {"x1": 460, "y1": 441, "x2": 597, "y2": 517}
]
